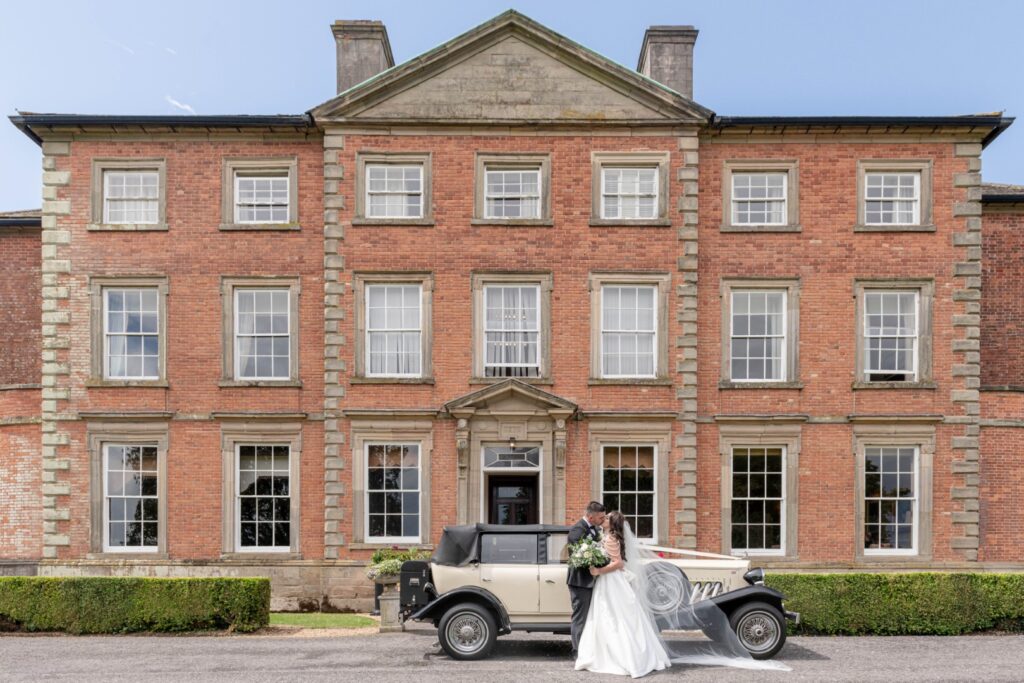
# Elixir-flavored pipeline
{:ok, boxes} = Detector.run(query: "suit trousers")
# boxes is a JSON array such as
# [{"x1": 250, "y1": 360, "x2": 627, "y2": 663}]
[{"x1": 569, "y1": 584, "x2": 593, "y2": 652}]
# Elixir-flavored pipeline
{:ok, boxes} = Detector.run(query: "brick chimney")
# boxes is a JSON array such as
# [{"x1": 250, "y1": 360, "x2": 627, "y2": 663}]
[
  {"x1": 331, "y1": 20, "x2": 395, "y2": 94},
  {"x1": 637, "y1": 26, "x2": 698, "y2": 99}
]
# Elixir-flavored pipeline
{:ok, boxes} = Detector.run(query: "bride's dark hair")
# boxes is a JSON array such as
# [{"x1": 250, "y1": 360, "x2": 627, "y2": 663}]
[{"x1": 606, "y1": 510, "x2": 626, "y2": 562}]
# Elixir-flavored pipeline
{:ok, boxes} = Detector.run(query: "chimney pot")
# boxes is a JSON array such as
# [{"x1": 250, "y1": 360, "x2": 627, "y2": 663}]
[
  {"x1": 331, "y1": 20, "x2": 395, "y2": 94},
  {"x1": 637, "y1": 26, "x2": 698, "y2": 100}
]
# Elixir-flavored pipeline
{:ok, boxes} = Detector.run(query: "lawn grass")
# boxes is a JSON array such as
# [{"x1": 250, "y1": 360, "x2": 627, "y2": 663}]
[{"x1": 269, "y1": 612, "x2": 378, "y2": 629}]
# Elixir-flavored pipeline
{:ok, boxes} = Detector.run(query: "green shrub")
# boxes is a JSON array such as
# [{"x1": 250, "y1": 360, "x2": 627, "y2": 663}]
[
  {"x1": 0, "y1": 577, "x2": 270, "y2": 634},
  {"x1": 370, "y1": 547, "x2": 431, "y2": 564},
  {"x1": 765, "y1": 572, "x2": 1024, "y2": 635}
]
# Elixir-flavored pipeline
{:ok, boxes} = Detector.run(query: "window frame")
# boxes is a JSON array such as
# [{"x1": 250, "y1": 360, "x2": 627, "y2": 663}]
[
  {"x1": 471, "y1": 272, "x2": 553, "y2": 383},
  {"x1": 363, "y1": 442, "x2": 423, "y2": 545},
  {"x1": 727, "y1": 445, "x2": 787, "y2": 556},
  {"x1": 588, "y1": 272, "x2": 671, "y2": 384},
  {"x1": 353, "y1": 152, "x2": 433, "y2": 226},
  {"x1": 220, "y1": 277, "x2": 301, "y2": 387},
  {"x1": 855, "y1": 160, "x2": 934, "y2": 232},
  {"x1": 88, "y1": 276, "x2": 169, "y2": 387},
  {"x1": 853, "y1": 279, "x2": 934, "y2": 389},
  {"x1": 220, "y1": 420, "x2": 302, "y2": 558},
  {"x1": 720, "y1": 160, "x2": 800, "y2": 233},
  {"x1": 352, "y1": 273, "x2": 433, "y2": 383},
  {"x1": 349, "y1": 417, "x2": 433, "y2": 548},
  {"x1": 87, "y1": 421, "x2": 169, "y2": 558},
  {"x1": 719, "y1": 278, "x2": 801, "y2": 388},
  {"x1": 233, "y1": 442, "x2": 293, "y2": 553},
  {"x1": 590, "y1": 152, "x2": 671, "y2": 227},
  {"x1": 89, "y1": 158, "x2": 168, "y2": 232},
  {"x1": 599, "y1": 443, "x2": 659, "y2": 543},
  {"x1": 852, "y1": 421, "x2": 934, "y2": 563},
  {"x1": 717, "y1": 419, "x2": 800, "y2": 560},
  {"x1": 862, "y1": 445, "x2": 920, "y2": 556},
  {"x1": 473, "y1": 153, "x2": 552, "y2": 226},
  {"x1": 220, "y1": 158, "x2": 299, "y2": 231}
]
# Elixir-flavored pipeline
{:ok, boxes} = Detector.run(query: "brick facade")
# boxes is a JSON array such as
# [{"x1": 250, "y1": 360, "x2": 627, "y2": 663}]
[{"x1": 1, "y1": 12, "x2": 1022, "y2": 606}]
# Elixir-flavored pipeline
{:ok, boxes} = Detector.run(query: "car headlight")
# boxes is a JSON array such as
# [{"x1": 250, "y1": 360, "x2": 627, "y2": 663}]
[{"x1": 743, "y1": 568, "x2": 765, "y2": 585}]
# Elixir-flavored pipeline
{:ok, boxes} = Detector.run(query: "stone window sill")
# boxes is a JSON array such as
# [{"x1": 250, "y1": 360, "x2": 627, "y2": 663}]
[
  {"x1": 348, "y1": 542, "x2": 435, "y2": 551},
  {"x1": 589, "y1": 218, "x2": 671, "y2": 228},
  {"x1": 589, "y1": 378, "x2": 674, "y2": 386},
  {"x1": 218, "y1": 379, "x2": 303, "y2": 388},
  {"x1": 219, "y1": 222, "x2": 302, "y2": 231},
  {"x1": 719, "y1": 381, "x2": 804, "y2": 390},
  {"x1": 469, "y1": 377, "x2": 553, "y2": 386},
  {"x1": 852, "y1": 381, "x2": 936, "y2": 390},
  {"x1": 351, "y1": 217, "x2": 435, "y2": 227},
  {"x1": 853, "y1": 224, "x2": 937, "y2": 233},
  {"x1": 220, "y1": 552, "x2": 303, "y2": 561},
  {"x1": 720, "y1": 223, "x2": 802, "y2": 233},
  {"x1": 86, "y1": 379, "x2": 169, "y2": 389},
  {"x1": 350, "y1": 377, "x2": 435, "y2": 385},
  {"x1": 86, "y1": 552, "x2": 169, "y2": 560},
  {"x1": 87, "y1": 223, "x2": 168, "y2": 232},
  {"x1": 470, "y1": 218, "x2": 553, "y2": 228},
  {"x1": 855, "y1": 554, "x2": 932, "y2": 566}
]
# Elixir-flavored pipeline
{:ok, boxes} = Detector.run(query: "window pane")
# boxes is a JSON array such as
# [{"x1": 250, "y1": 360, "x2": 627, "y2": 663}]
[
  {"x1": 730, "y1": 291, "x2": 786, "y2": 381},
  {"x1": 366, "y1": 444, "x2": 420, "y2": 540},
  {"x1": 366, "y1": 165, "x2": 424, "y2": 218},
  {"x1": 730, "y1": 447, "x2": 784, "y2": 551},
  {"x1": 237, "y1": 444, "x2": 290, "y2": 549},
  {"x1": 600, "y1": 445, "x2": 656, "y2": 540},
  {"x1": 105, "y1": 445, "x2": 158, "y2": 550}
]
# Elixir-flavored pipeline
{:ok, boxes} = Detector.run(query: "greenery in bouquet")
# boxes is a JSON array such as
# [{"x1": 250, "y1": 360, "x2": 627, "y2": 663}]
[{"x1": 567, "y1": 536, "x2": 609, "y2": 570}]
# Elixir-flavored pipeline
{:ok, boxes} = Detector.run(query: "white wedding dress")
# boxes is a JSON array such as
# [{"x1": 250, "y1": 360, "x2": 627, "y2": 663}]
[{"x1": 574, "y1": 535, "x2": 672, "y2": 678}]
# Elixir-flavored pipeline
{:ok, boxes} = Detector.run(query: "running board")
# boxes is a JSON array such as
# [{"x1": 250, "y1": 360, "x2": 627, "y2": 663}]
[{"x1": 510, "y1": 623, "x2": 571, "y2": 634}]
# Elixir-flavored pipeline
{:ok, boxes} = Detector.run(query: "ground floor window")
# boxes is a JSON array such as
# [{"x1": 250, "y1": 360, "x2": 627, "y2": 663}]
[
  {"x1": 366, "y1": 443, "x2": 421, "y2": 543},
  {"x1": 730, "y1": 446, "x2": 785, "y2": 553},
  {"x1": 237, "y1": 444, "x2": 291, "y2": 551},
  {"x1": 103, "y1": 444, "x2": 159, "y2": 552},
  {"x1": 864, "y1": 446, "x2": 917, "y2": 553},
  {"x1": 601, "y1": 445, "x2": 655, "y2": 540}
]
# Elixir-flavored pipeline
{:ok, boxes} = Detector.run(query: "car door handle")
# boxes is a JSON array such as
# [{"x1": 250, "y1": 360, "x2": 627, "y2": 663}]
[
  {"x1": 545, "y1": 579, "x2": 556, "y2": 584},
  {"x1": 481, "y1": 577, "x2": 492, "y2": 582}
]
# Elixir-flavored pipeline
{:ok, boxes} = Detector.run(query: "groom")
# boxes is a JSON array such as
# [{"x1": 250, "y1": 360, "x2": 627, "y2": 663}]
[{"x1": 566, "y1": 500, "x2": 606, "y2": 654}]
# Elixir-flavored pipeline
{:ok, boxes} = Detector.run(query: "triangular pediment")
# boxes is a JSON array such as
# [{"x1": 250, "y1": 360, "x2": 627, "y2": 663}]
[
  {"x1": 445, "y1": 379, "x2": 576, "y2": 417},
  {"x1": 312, "y1": 11, "x2": 711, "y2": 125}
]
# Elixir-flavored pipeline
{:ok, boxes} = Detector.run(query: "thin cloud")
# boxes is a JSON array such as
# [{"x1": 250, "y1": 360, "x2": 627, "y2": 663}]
[
  {"x1": 107, "y1": 39, "x2": 135, "y2": 55},
  {"x1": 165, "y1": 47, "x2": 177, "y2": 56},
  {"x1": 164, "y1": 95, "x2": 196, "y2": 115}
]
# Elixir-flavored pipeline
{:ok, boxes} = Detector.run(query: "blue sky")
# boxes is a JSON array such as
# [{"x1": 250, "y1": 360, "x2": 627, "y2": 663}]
[{"x1": 1, "y1": 0, "x2": 1021, "y2": 210}]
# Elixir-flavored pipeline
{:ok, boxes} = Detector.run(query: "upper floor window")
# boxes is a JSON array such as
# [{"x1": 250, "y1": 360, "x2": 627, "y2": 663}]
[
  {"x1": 484, "y1": 284, "x2": 541, "y2": 378},
  {"x1": 856, "y1": 160, "x2": 933, "y2": 232},
  {"x1": 863, "y1": 290, "x2": 918, "y2": 382},
  {"x1": 235, "y1": 289, "x2": 290, "y2": 381},
  {"x1": 474, "y1": 154, "x2": 551, "y2": 225},
  {"x1": 235, "y1": 172, "x2": 289, "y2": 224},
  {"x1": 103, "y1": 171, "x2": 159, "y2": 224},
  {"x1": 732, "y1": 173, "x2": 787, "y2": 226},
  {"x1": 601, "y1": 168, "x2": 658, "y2": 219},
  {"x1": 864, "y1": 172, "x2": 919, "y2": 226},
  {"x1": 485, "y1": 167, "x2": 541, "y2": 219},
  {"x1": 104, "y1": 288, "x2": 160, "y2": 380},
  {"x1": 601, "y1": 285, "x2": 657, "y2": 378},
  {"x1": 720, "y1": 161, "x2": 800, "y2": 233},
  {"x1": 730, "y1": 290, "x2": 786, "y2": 382},
  {"x1": 366, "y1": 164, "x2": 423, "y2": 218},
  {"x1": 366, "y1": 284, "x2": 422, "y2": 377}
]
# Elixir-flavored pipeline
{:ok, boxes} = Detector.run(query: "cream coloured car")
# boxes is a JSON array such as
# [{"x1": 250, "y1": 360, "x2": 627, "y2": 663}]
[{"x1": 400, "y1": 524, "x2": 798, "y2": 661}]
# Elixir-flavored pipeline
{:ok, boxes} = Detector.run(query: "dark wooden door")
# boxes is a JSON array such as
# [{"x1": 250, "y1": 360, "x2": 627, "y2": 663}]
[{"x1": 488, "y1": 476, "x2": 538, "y2": 525}]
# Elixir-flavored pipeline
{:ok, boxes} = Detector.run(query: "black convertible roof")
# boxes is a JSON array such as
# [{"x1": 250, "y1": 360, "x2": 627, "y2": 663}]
[{"x1": 433, "y1": 524, "x2": 570, "y2": 566}]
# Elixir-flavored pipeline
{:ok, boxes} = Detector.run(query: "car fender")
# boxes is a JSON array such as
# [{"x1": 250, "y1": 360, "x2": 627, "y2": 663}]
[
  {"x1": 705, "y1": 585, "x2": 787, "y2": 618},
  {"x1": 409, "y1": 586, "x2": 512, "y2": 635}
]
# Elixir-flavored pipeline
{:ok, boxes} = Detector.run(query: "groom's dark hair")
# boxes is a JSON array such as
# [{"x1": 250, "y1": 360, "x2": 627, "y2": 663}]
[{"x1": 586, "y1": 501, "x2": 606, "y2": 514}]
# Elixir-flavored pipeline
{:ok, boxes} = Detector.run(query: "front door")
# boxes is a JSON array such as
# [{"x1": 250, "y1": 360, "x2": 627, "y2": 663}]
[{"x1": 488, "y1": 476, "x2": 538, "y2": 525}]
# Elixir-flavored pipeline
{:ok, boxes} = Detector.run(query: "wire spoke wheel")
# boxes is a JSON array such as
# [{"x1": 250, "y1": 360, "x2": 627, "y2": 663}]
[
  {"x1": 736, "y1": 611, "x2": 780, "y2": 654},
  {"x1": 446, "y1": 612, "x2": 488, "y2": 654},
  {"x1": 644, "y1": 565, "x2": 686, "y2": 615}
]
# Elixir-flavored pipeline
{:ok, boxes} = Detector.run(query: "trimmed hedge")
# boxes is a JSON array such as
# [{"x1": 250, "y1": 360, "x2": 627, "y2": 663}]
[
  {"x1": 766, "y1": 573, "x2": 1024, "y2": 635},
  {"x1": 0, "y1": 577, "x2": 270, "y2": 634}
]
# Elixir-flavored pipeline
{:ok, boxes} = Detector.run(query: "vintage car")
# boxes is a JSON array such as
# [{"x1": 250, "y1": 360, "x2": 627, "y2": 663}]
[{"x1": 400, "y1": 524, "x2": 799, "y2": 661}]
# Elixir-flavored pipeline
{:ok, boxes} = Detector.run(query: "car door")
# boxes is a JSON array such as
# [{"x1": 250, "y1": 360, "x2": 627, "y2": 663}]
[
  {"x1": 478, "y1": 533, "x2": 539, "y2": 617},
  {"x1": 537, "y1": 532, "x2": 572, "y2": 618}
]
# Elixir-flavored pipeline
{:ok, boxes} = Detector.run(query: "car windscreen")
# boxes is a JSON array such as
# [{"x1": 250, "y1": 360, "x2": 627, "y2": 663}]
[{"x1": 480, "y1": 533, "x2": 538, "y2": 564}]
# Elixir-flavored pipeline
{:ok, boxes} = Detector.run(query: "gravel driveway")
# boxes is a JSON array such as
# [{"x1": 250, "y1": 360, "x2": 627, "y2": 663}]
[{"x1": 1, "y1": 624, "x2": 1021, "y2": 682}]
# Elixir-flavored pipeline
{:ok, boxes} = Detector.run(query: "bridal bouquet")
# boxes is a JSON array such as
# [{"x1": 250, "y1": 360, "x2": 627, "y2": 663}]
[{"x1": 567, "y1": 536, "x2": 609, "y2": 570}]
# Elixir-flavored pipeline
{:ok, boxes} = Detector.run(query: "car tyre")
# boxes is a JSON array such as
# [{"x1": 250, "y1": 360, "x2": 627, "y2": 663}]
[
  {"x1": 728, "y1": 601, "x2": 786, "y2": 660},
  {"x1": 437, "y1": 602, "x2": 498, "y2": 661}
]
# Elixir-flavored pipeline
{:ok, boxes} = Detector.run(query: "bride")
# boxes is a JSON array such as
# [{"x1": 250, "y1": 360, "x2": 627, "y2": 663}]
[
  {"x1": 574, "y1": 511, "x2": 671, "y2": 678},
  {"x1": 575, "y1": 511, "x2": 790, "y2": 678}
]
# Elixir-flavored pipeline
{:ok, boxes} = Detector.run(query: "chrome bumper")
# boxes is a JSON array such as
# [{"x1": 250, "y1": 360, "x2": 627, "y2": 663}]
[{"x1": 784, "y1": 610, "x2": 801, "y2": 625}]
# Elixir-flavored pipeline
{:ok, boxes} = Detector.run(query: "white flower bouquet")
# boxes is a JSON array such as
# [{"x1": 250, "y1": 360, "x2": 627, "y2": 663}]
[{"x1": 567, "y1": 536, "x2": 609, "y2": 570}]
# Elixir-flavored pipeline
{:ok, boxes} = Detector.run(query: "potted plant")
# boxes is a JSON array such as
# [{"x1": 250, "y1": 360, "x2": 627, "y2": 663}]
[{"x1": 366, "y1": 557, "x2": 403, "y2": 590}]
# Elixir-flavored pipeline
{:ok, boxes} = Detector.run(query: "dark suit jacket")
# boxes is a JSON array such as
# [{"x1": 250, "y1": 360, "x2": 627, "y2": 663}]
[{"x1": 566, "y1": 518, "x2": 601, "y2": 588}]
